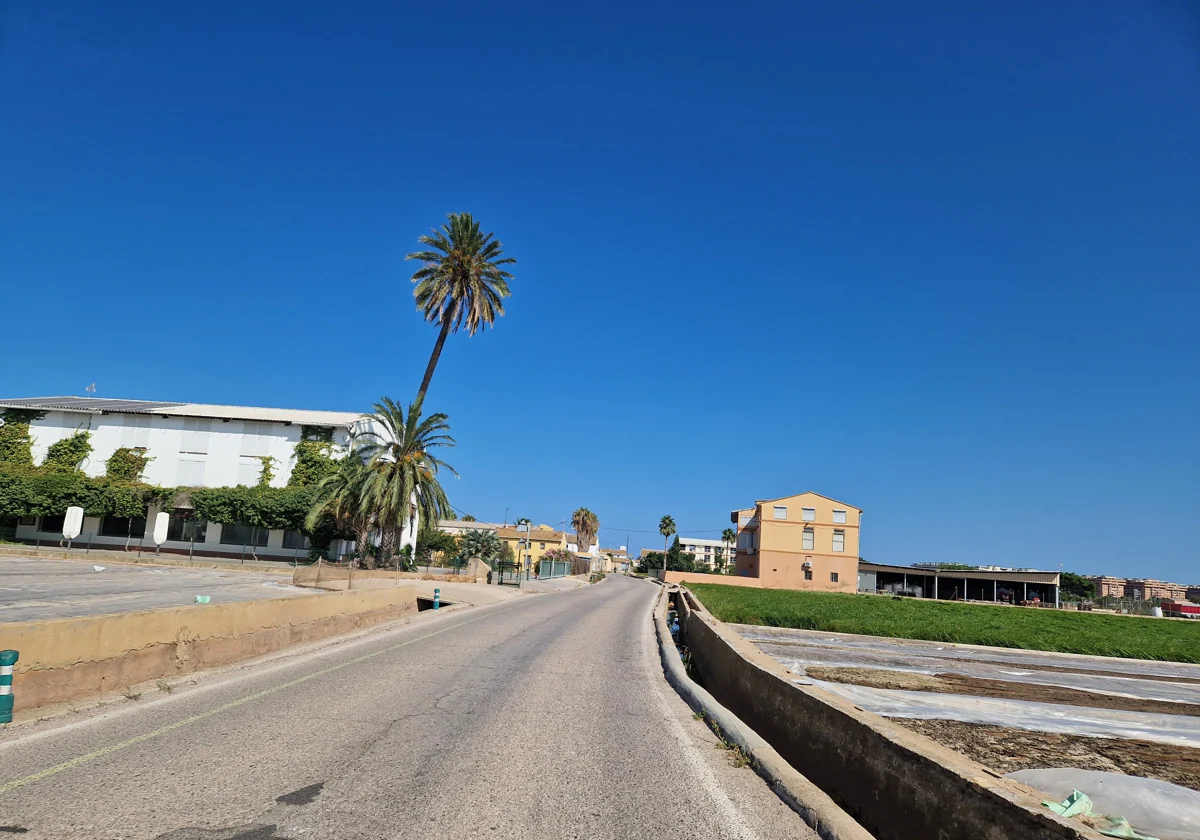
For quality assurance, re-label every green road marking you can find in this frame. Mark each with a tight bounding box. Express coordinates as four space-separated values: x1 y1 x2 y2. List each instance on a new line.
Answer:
0 604 519 795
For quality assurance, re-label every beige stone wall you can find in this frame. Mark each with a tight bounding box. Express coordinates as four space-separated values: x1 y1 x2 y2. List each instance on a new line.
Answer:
0 587 418 713
660 571 762 587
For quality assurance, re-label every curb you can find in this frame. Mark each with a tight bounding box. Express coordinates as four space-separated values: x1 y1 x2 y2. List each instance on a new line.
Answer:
653 587 874 840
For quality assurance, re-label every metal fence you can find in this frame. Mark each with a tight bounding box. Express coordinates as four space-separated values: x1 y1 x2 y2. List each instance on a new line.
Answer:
538 559 573 579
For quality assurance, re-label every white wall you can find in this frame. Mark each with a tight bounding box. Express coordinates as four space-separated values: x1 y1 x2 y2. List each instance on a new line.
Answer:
27 410 352 488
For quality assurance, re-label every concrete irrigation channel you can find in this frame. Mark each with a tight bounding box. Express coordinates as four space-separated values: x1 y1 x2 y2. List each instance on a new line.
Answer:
668 586 1108 840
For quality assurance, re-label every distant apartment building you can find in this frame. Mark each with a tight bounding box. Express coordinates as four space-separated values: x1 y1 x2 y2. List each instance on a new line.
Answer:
678 537 733 570
1126 579 1187 601
0 395 417 559
732 491 861 592
1090 575 1189 601
1092 576 1127 598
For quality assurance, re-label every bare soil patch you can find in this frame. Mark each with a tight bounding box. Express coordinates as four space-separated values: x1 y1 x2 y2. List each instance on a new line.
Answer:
895 719 1200 793
805 666 1200 717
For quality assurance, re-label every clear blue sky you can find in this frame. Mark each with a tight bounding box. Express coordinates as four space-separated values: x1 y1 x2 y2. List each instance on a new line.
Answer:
2 2 1197 579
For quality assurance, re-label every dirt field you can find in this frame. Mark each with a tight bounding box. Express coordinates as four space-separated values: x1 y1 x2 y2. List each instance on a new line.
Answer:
806 666 1200 717
895 719 1200 792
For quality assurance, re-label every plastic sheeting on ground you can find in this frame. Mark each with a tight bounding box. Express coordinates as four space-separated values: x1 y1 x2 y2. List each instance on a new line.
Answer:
806 679 1200 748
733 625 1200 682
752 642 1200 706
1007 769 1200 840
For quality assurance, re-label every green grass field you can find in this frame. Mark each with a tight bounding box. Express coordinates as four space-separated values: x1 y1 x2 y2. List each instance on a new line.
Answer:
687 584 1200 664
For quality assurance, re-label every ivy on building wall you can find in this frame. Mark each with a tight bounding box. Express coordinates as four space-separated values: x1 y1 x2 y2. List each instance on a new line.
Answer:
0 471 176 520
42 431 93 473
0 409 45 468
0 413 335 546
256 456 277 488
287 425 339 487
189 485 317 531
105 447 153 482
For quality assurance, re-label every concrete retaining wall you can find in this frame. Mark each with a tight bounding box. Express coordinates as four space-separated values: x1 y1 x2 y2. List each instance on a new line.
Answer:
675 590 1102 840
660 571 762 587
0 587 419 713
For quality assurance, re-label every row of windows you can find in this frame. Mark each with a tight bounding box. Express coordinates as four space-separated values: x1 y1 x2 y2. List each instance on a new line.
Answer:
26 513 308 549
772 505 848 524
800 528 846 552
802 570 840 582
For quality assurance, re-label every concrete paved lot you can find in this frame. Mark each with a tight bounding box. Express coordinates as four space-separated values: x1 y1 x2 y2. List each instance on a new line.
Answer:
0 556 313 623
0 576 817 840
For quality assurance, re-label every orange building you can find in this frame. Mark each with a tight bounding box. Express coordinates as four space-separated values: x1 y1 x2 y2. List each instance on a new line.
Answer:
1091 576 1126 598
731 491 861 592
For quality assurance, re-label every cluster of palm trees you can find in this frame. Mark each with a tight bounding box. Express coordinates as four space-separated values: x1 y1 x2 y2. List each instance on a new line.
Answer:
306 212 515 568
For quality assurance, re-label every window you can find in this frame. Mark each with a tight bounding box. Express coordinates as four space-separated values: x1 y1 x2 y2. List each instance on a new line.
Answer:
282 529 309 550
220 522 269 546
40 514 66 534
18 516 37 526
167 511 207 542
100 515 147 538
832 529 845 552
539 542 545 549
177 456 206 486
802 528 814 551
804 569 813 581
240 422 272 457
773 505 787 520
802 507 816 521
121 415 151 448
180 418 210 454
830 572 839 583
833 509 847 524
236 456 261 486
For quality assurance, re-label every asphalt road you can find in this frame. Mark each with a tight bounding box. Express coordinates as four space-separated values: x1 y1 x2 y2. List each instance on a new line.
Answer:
0 556 310 623
0 575 816 839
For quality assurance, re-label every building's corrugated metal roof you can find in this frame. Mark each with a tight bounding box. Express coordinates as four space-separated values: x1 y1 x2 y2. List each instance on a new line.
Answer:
155 403 362 425
859 561 1060 584
0 396 186 413
0 396 361 426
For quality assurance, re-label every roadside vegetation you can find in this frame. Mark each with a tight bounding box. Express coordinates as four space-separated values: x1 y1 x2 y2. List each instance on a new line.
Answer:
687 584 1200 663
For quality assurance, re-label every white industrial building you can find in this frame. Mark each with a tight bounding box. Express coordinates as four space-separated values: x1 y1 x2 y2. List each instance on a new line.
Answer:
0 396 417 560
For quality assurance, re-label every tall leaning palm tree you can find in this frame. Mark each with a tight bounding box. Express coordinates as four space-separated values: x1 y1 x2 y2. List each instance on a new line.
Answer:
658 514 676 575
357 396 457 565
572 507 599 555
407 213 516 404
722 527 737 575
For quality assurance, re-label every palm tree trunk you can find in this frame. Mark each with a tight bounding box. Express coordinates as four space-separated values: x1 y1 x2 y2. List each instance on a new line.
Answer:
416 317 453 405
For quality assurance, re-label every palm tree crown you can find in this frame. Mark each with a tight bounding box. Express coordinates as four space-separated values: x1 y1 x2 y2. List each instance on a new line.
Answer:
572 507 599 554
306 454 373 565
407 213 515 403
357 396 457 563
722 527 736 551
658 514 676 573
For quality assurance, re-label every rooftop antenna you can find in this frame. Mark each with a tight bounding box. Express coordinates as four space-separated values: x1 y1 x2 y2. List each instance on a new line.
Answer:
85 383 96 393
